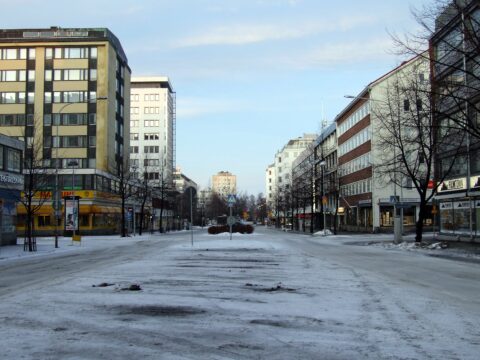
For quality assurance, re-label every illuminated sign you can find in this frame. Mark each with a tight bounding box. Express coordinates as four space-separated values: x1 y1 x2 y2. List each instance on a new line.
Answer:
438 177 467 192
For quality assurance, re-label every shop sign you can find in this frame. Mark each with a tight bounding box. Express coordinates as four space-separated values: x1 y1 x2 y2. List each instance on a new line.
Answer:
0 174 23 185
471 176 480 189
438 177 467 192
439 202 453 210
454 201 471 209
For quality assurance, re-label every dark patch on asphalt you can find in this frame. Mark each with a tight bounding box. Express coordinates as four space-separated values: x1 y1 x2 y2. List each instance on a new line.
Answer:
250 316 324 329
92 282 115 287
120 284 142 291
250 319 288 327
114 305 206 317
53 327 68 332
245 282 296 292
218 343 264 351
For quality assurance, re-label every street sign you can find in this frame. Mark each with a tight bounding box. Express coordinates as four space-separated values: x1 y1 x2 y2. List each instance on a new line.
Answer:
227 216 236 226
227 194 236 206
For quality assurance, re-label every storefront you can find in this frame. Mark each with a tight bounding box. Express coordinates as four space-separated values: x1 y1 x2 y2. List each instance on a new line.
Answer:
436 176 480 239
0 136 23 246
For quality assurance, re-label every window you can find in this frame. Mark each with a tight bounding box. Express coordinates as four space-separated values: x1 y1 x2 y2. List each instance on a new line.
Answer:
144 120 159 127
404 99 410 111
45 70 52 81
416 99 422 111
144 146 159 153
89 136 96 147
90 47 97 59
38 215 51 227
0 114 25 126
7 148 21 173
28 48 36 60
45 48 53 59
130 133 139 141
89 114 96 125
130 120 139 128
0 48 27 60
90 69 97 81
0 92 27 104
144 159 160 166
28 70 35 81
130 146 139 154
144 133 159 140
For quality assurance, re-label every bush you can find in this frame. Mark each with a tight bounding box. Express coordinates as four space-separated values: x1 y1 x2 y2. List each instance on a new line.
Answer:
208 224 255 235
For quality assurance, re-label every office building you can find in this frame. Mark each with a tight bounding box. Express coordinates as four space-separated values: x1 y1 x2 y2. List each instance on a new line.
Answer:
0 27 130 235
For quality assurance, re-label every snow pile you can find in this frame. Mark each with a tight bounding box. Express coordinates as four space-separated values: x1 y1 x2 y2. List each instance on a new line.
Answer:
313 229 334 236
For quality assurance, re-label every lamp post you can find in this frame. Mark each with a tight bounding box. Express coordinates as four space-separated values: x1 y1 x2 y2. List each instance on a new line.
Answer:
319 160 327 235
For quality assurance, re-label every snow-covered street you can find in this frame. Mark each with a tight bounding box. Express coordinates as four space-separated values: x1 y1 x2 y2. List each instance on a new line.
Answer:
0 228 479 359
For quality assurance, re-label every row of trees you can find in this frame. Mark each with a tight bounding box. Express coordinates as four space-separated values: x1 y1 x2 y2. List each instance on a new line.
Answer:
200 192 268 226
19 120 176 251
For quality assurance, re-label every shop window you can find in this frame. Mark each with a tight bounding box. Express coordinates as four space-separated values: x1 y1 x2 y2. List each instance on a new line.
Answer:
80 215 89 226
38 215 51 227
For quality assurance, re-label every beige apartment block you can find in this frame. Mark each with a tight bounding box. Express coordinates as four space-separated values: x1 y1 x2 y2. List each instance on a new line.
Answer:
212 171 237 198
0 27 131 235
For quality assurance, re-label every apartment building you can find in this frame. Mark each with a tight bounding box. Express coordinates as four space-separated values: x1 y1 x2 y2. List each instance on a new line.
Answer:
0 134 23 245
130 76 175 182
314 122 337 229
212 171 236 198
130 77 175 230
0 27 130 235
290 125 337 232
431 0 480 239
336 56 429 232
267 133 316 224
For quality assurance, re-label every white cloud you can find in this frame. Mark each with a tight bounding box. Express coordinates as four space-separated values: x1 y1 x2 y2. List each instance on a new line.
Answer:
173 15 376 48
177 97 244 119
280 36 396 69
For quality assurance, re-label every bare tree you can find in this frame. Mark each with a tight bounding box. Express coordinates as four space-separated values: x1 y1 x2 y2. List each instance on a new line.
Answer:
112 161 137 237
391 0 480 140
16 118 50 251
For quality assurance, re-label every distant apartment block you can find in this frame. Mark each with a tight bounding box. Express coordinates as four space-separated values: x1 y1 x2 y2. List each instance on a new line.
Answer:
212 171 236 198
266 134 316 209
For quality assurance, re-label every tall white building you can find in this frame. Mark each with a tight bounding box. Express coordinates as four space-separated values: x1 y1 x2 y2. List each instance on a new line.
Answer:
129 76 175 183
266 134 317 208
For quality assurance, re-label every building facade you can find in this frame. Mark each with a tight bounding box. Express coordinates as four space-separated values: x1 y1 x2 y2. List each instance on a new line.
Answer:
267 133 316 226
130 76 175 230
336 56 430 232
0 134 23 245
212 171 236 198
0 27 131 235
265 164 275 205
431 0 480 240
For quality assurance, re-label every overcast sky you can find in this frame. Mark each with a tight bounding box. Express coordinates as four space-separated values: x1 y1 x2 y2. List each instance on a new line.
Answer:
1 0 432 195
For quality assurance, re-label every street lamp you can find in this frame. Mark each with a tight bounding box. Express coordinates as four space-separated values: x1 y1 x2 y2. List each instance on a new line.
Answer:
319 160 327 236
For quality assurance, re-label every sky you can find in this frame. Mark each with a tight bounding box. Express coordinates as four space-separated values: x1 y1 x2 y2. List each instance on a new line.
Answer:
1 0 433 195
